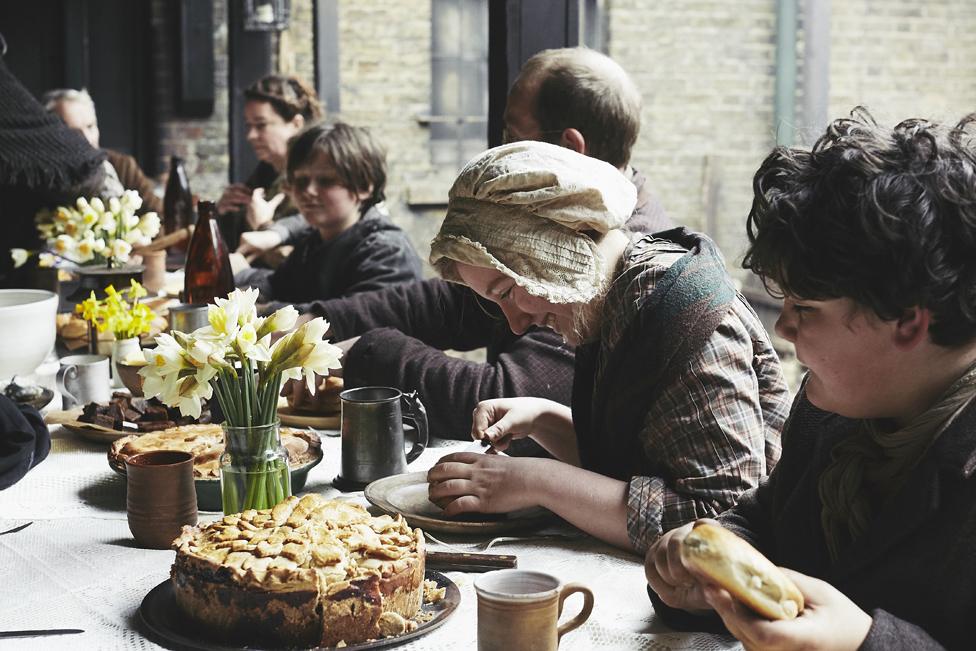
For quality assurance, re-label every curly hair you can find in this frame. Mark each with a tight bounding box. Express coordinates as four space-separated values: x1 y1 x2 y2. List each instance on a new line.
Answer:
286 122 387 210
243 74 323 123
743 107 976 347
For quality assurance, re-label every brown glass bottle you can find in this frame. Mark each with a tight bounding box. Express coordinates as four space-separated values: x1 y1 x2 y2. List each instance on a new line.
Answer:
163 156 195 235
184 201 234 305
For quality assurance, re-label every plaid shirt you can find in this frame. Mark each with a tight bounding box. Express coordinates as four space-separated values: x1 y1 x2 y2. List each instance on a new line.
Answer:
595 237 791 552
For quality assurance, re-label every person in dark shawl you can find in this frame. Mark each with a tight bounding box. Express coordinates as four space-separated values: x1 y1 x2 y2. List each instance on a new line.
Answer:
0 32 107 287
425 141 790 553
645 110 976 651
0 394 50 490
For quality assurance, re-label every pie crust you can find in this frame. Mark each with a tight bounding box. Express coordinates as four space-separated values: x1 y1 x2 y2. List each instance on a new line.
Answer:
108 424 321 479
171 494 425 647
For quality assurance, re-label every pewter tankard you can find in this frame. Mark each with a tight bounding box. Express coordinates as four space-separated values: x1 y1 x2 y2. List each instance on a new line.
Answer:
337 387 428 490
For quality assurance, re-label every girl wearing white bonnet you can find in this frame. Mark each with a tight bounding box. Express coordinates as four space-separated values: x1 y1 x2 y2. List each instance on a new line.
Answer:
427 141 791 552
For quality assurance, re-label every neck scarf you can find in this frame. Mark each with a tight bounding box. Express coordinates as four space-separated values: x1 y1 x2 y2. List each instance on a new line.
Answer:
819 360 976 560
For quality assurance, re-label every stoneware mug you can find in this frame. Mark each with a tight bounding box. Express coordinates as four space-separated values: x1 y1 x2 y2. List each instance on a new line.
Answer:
125 450 198 549
337 386 428 490
56 354 111 409
475 569 594 651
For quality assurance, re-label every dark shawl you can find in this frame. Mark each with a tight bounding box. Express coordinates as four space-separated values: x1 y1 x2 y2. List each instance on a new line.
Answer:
573 228 736 479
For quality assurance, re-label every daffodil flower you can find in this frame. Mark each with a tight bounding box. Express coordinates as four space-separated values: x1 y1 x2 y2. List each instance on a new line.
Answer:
10 249 28 268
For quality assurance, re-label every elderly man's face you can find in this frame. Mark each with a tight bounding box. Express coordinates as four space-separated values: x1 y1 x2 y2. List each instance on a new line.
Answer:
55 99 100 148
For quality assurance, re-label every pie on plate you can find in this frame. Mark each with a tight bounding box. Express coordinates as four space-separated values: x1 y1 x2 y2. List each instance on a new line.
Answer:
171 494 425 647
108 424 323 510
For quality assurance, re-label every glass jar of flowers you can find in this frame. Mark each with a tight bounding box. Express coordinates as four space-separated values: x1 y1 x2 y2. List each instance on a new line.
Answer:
139 288 342 513
77 280 155 388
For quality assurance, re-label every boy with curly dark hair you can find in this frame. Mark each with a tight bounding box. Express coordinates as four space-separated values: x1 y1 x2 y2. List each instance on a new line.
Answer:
645 108 976 650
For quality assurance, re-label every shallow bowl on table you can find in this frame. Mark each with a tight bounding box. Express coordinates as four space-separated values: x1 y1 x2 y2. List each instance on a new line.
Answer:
0 289 58 380
115 361 146 397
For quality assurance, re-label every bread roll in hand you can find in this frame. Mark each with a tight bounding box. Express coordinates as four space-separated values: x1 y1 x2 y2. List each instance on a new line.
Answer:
680 523 804 620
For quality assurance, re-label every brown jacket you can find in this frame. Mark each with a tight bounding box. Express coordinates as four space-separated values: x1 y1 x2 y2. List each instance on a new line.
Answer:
105 149 162 214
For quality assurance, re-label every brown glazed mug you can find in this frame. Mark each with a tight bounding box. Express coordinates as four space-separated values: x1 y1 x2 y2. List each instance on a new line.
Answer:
475 569 594 651
125 450 198 549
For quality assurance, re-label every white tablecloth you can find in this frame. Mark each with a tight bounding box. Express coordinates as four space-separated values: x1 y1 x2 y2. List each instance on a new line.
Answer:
0 427 741 651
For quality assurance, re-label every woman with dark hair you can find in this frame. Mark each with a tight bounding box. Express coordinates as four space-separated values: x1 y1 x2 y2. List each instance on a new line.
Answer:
234 122 422 307
646 109 976 650
217 74 324 256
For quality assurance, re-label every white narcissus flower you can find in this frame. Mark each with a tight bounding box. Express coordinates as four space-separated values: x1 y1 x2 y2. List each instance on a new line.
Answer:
257 304 298 339
139 212 161 237
90 197 105 213
203 303 240 341
221 287 261 327
75 197 90 212
98 212 117 233
92 238 106 253
142 333 189 375
10 249 28 268
108 197 121 214
75 237 96 263
80 209 99 226
53 234 76 255
120 190 143 212
126 213 141 229
37 253 55 268
110 238 132 262
172 375 214 419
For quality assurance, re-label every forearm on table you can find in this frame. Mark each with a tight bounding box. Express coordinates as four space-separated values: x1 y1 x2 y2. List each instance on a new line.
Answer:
527 459 633 552
526 402 579 463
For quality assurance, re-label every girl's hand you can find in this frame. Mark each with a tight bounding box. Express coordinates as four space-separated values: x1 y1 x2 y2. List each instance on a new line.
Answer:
703 569 872 651
470 397 558 451
427 453 538 515
245 189 286 230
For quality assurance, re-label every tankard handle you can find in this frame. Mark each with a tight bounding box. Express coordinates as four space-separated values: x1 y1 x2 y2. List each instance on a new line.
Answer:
401 391 428 463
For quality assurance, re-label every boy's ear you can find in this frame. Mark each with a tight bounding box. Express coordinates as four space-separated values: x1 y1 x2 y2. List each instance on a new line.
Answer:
559 128 586 156
893 307 931 349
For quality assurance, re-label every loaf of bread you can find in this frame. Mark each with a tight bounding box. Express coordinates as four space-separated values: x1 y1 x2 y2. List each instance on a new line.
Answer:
680 523 804 620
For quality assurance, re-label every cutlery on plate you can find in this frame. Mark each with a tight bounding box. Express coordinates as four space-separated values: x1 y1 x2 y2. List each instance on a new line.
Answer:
0 629 84 639
0 521 32 536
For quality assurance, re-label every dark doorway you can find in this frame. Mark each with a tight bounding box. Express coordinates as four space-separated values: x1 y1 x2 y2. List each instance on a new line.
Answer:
0 0 155 171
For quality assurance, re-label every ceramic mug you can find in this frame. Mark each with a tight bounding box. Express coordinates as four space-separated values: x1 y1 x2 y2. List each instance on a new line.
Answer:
338 386 428 489
125 450 198 549
56 354 111 409
475 569 594 651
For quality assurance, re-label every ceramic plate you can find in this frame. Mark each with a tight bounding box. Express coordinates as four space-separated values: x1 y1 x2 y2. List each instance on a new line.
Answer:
46 408 137 443
139 571 460 651
277 406 341 430
365 471 553 535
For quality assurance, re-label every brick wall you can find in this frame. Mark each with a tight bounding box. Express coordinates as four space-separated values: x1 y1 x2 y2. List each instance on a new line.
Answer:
827 0 976 126
148 0 976 284
609 0 779 274
150 0 230 203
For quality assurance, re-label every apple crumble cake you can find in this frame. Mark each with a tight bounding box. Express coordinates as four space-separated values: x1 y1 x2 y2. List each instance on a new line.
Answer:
171 494 425 647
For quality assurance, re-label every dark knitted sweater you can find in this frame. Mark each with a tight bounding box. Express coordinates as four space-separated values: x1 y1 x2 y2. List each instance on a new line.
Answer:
649 386 976 650
311 280 572 439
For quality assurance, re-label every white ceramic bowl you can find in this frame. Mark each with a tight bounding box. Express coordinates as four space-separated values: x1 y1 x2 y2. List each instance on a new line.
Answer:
0 289 59 379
